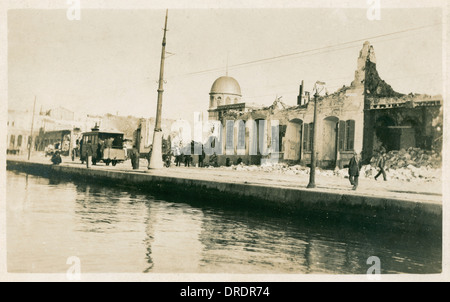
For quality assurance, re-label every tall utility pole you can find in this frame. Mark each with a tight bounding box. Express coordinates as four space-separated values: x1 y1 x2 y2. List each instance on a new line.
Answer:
148 9 168 169
307 81 326 189
28 96 36 160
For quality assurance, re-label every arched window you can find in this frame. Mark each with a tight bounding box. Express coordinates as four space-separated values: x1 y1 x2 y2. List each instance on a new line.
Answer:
216 96 222 106
303 123 314 151
256 119 268 156
10 135 15 148
226 97 231 105
237 120 246 150
17 135 23 147
225 120 234 152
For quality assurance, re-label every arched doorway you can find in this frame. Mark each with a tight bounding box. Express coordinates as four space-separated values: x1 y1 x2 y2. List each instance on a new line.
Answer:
375 115 398 151
284 118 303 161
322 116 339 168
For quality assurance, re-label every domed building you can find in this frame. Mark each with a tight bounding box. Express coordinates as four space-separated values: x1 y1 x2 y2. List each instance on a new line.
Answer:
200 42 442 169
208 76 246 120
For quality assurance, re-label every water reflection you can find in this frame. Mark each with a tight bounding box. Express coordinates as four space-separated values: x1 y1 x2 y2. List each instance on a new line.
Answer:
6 171 441 274
195 207 441 274
144 202 205 273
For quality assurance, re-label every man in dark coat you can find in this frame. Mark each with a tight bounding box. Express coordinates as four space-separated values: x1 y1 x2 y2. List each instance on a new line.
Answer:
198 147 205 168
51 151 62 165
184 154 192 167
348 151 362 190
129 145 140 170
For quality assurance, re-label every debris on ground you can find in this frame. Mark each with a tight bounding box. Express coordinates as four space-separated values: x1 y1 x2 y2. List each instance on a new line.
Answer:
218 147 441 183
382 147 441 169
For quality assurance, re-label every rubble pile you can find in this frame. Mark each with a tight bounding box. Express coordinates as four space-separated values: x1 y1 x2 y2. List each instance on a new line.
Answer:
366 147 442 182
330 148 442 182
228 162 311 175
382 147 441 169
220 147 442 182
362 164 439 182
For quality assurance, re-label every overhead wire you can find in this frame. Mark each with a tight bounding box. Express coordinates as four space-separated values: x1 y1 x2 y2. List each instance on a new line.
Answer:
168 22 442 79
12 22 442 105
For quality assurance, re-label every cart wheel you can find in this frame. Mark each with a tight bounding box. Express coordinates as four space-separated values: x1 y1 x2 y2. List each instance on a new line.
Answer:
112 160 117 166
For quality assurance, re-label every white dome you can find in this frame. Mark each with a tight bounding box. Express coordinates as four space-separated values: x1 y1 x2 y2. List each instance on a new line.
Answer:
210 76 242 96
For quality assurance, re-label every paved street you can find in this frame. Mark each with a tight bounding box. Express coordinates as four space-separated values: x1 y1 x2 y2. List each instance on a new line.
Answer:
7 153 443 205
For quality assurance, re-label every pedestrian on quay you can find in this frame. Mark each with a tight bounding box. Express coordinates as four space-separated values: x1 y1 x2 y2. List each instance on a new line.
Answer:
348 151 362 190
86 140 94 168
163 151 172 168
174 145 181 166
146 145 153 166
374 149 387 181
209 152 218 167
198 147 205 168
79 138 83 159
96 140 104 165
51 151 62 165
184 154 192 167
129 145 140 170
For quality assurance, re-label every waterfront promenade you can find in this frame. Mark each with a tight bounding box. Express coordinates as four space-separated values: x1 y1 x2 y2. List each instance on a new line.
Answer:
6 154 442 203
6 154 443 230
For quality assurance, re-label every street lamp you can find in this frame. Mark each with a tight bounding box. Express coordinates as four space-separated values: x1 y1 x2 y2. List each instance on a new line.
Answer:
307 81 326 189
148 9 168 170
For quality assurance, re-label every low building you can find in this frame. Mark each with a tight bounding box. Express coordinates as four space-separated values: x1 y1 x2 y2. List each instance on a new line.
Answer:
6 109 39 155
206 41 442 168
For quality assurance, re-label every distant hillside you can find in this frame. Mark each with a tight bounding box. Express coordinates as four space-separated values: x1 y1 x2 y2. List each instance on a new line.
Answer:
100 114 176 140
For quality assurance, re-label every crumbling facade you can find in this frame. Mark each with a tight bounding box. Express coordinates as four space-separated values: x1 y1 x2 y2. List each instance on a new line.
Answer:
206 41 442 168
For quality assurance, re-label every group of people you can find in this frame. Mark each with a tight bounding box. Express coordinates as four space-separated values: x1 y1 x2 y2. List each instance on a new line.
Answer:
348 148 387 190
51 136 388 191
173 145 207 168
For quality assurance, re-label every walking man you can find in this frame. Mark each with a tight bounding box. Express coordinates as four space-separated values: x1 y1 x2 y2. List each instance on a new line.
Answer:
374 150 387 181
348 151 362 190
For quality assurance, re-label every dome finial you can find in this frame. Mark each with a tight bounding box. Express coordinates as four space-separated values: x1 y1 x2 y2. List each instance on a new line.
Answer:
226 52 229 77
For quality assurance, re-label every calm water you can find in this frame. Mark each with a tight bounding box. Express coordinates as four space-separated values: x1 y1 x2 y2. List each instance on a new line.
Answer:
6 170 441 274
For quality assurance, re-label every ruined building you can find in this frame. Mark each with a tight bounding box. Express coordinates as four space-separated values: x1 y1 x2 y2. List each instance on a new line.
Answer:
206 41 442 168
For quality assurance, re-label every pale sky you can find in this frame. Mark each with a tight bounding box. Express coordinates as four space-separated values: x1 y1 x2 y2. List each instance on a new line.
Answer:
7 6 444 122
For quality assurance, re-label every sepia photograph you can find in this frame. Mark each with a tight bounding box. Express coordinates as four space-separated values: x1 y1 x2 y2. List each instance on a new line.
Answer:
1 0 448 284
